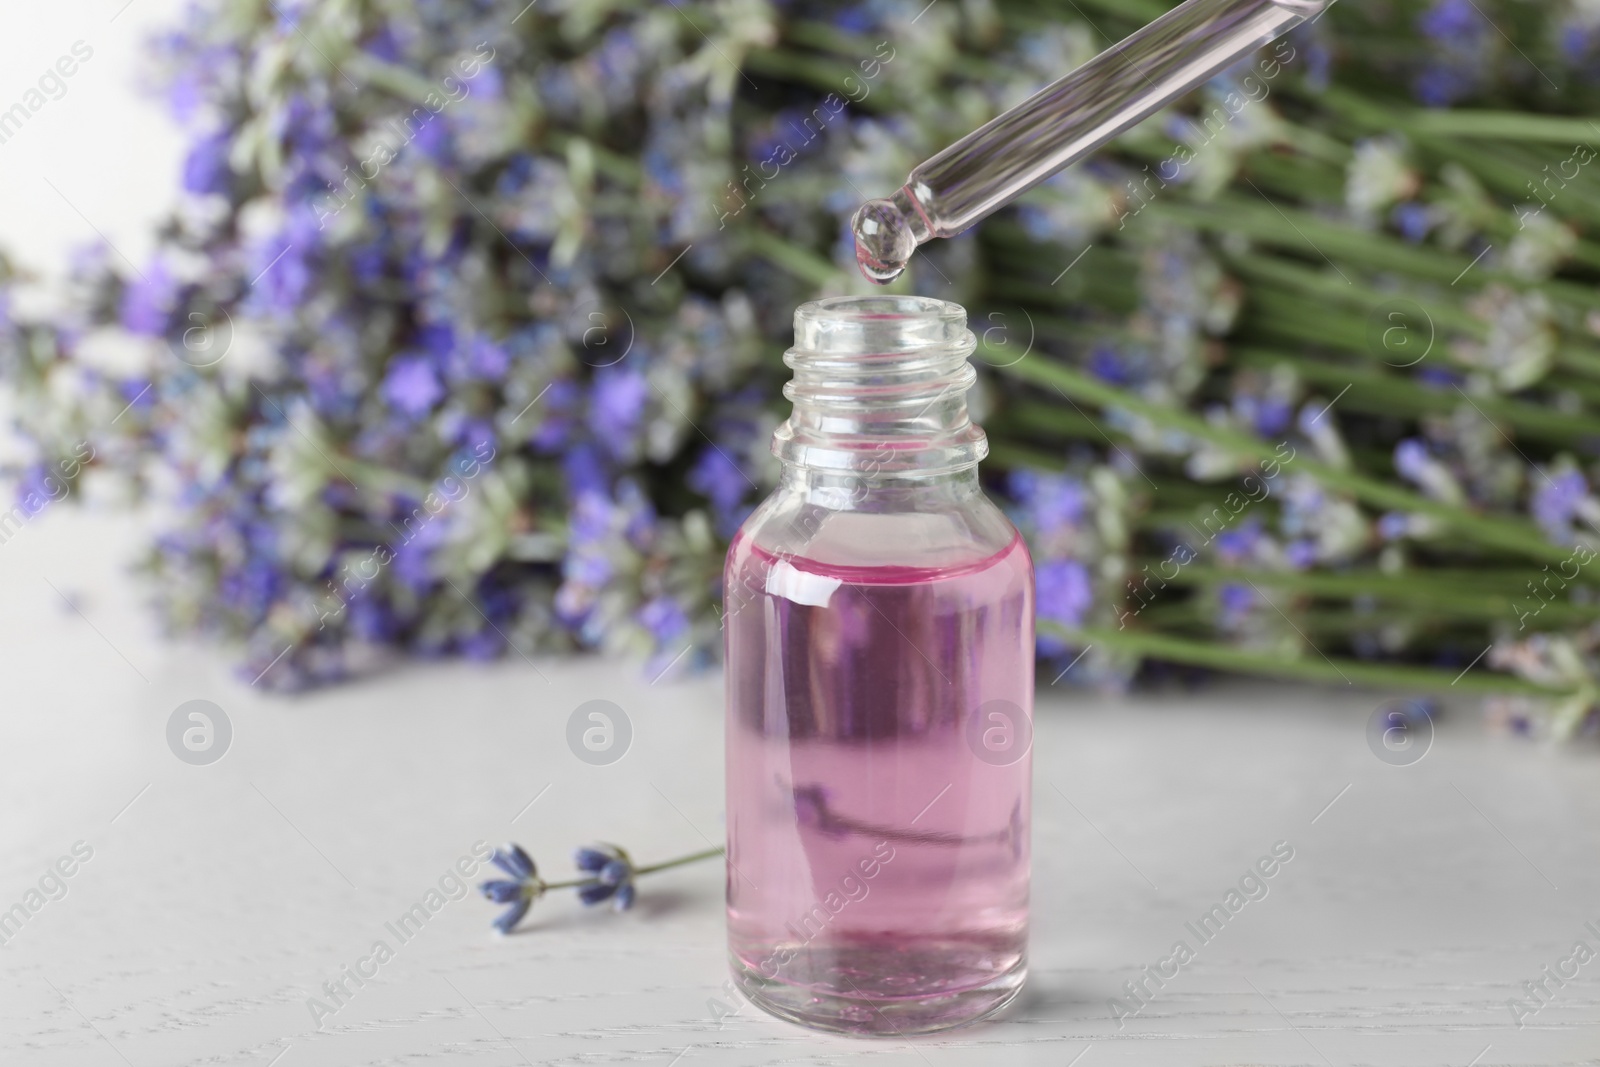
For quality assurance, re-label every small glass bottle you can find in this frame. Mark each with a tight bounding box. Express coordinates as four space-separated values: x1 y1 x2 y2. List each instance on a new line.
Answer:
723 295 1034 1035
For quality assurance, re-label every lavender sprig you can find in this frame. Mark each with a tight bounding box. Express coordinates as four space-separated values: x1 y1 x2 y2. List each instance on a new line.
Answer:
478 842 723 934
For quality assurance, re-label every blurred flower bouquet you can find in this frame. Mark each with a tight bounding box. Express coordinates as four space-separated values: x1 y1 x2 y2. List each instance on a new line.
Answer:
1 0 1598 736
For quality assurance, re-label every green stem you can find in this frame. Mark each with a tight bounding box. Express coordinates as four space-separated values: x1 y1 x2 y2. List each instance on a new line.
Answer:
1399 111 1600 144
783 22 1007 84
747 227 849 286
540 877 595 891
634 847 725 876
1228 258 1600 383
743 48 902 111
1053 623 1566 696
1224 250 1483 335
1043 0 1170 24
995 352 1587 570
1227 348 1600 447
1134 190 1600 321
1306 84 1600 234
1140 568 1598 626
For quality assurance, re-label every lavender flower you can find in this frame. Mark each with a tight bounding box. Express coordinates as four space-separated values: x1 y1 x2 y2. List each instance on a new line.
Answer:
119 260 177 336
573 845 636 911
181 129 233 196
481 844 542 934
1214 519 1263 564
381 355 446 417
1391 202 1435 243
478 841 721 932
1036 559 1093 632
1531 468 1596 545
1413 0 1493 106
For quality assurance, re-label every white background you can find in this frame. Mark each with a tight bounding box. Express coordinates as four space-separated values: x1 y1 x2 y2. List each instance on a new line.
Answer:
0 0 186 281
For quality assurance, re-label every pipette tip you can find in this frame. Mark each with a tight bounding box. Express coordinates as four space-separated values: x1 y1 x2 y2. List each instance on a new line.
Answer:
850 198 916 285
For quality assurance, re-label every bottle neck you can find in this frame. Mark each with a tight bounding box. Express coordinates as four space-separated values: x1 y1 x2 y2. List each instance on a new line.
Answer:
778 464 981 512
770 295 988 481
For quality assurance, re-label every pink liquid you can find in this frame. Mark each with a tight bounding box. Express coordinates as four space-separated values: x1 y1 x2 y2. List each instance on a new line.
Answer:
724 531 1034 1034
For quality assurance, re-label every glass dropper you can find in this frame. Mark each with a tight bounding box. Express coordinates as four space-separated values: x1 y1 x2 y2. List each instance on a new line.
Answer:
851 0 1333 283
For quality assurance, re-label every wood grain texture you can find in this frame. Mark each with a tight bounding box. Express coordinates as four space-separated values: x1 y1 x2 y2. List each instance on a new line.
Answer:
2 512 1597 1066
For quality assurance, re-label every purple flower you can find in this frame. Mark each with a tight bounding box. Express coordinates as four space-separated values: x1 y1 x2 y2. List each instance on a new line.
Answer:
830 6 874 34
1378 512 1411 541
459 628 504 661
382 355 445 416
1036 559 1093 629
446 416 496 455
459 334 509 382
15 463 63 512
1413 2 1489 106
1285 539 1317 570
411 115 452 162
529 379 582 452
348 595 399 642
1215 519 1262 563
1415 366 1463 390
1532 470 1589 542
364 25 404 62
1391 202 1433 243
182 130 233 196
562 443 610 499
119 260 177 336
687 445 750 513
415 323 455 361
166 70 205 126
491 843 535 880
219 555 282 619
1008 470 1088 532
636 596 689 644
480 879 524 903
1561 21 1600 69
1393 439 1433 484
1304 37 1332 92
1234 394 1292 438
1418 0 1483 46
615 478 658 547
1088 345 1130 385
1413 64 1479 107
472 66 505 103
590 367 649 444
119 378 156 410
248 237 313 316
572 847 612 871
479 843 540 934
1218 583 1255 625
566 490 614 547
774 103 841 160
390 537 435 594
572 844 635 911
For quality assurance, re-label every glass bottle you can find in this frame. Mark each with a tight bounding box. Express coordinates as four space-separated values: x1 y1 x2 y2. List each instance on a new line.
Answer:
723 295 1035 1035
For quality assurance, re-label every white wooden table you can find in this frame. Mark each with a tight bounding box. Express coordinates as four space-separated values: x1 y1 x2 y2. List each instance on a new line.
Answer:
2 510 1598 1066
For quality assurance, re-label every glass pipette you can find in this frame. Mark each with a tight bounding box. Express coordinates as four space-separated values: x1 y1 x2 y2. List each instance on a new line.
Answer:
851 0 1333 283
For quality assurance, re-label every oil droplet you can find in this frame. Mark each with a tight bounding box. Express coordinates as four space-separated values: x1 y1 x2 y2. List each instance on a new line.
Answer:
850 199 914 285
